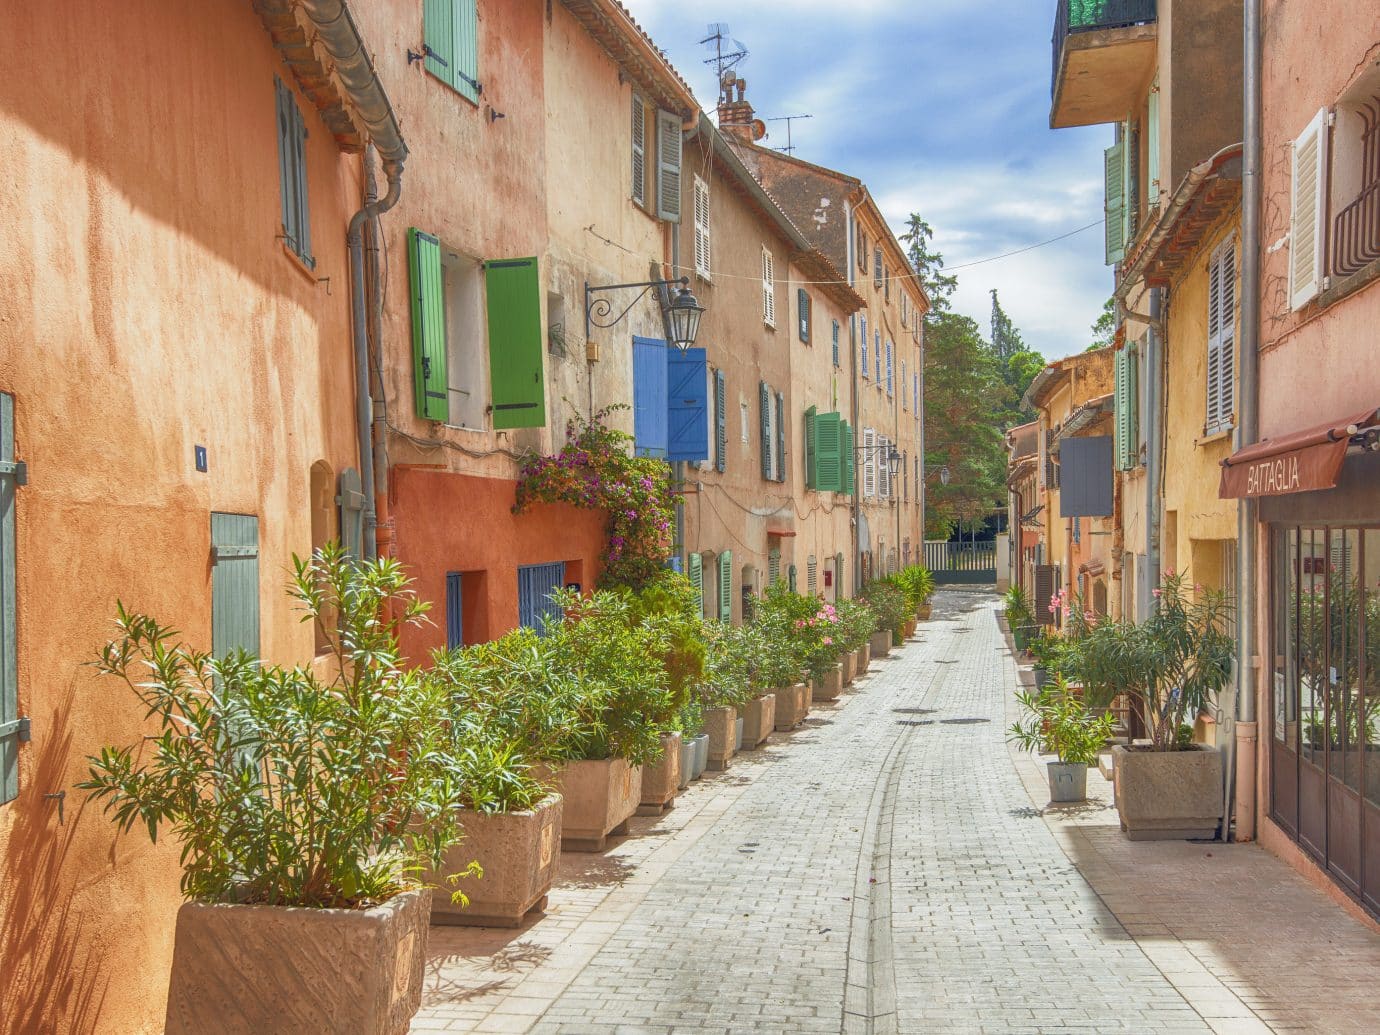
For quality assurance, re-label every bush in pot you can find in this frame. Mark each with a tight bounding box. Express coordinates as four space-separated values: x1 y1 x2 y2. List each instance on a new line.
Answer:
81 546 463 1035
1003 585 1037 651
750 587 812 728
698 619 764 761
860 579 907 654
894 565 936 619
1009 677 1115 803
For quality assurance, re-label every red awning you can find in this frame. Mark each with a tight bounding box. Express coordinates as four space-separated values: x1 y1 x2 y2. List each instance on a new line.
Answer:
1219 407 1379 499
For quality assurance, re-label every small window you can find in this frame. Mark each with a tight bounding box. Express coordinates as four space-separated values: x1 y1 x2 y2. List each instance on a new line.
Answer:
693 175 711 277
631 95 647 208
873 248 883 288
762 247 776 327
274 76 313 269
797 288 811 343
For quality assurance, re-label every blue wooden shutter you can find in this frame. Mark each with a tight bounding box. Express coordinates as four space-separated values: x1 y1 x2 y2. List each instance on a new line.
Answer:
667 347 709 461
688 552 703 615
337 467 365 561
804 406 818 489
633 337 669 457
714 368 727 472
446 572 464 649
407 228 449 422
0 394 19 804
486 257 546 429
518 562 565 634
831 320 840 367
211 513 260 661
759 381 772 479
774 391 786 482
718 550 732 622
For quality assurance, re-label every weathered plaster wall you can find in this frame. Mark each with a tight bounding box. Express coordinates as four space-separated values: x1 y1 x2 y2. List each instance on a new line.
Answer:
0 2 362 1031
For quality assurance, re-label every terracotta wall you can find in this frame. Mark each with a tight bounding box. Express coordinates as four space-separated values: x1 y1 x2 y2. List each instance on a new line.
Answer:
0 2 362 1031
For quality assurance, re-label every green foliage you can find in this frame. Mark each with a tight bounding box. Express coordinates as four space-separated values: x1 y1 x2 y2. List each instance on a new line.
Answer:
1009 676 1116 766
893 565 935 614
748 587 810 689
749 585 845 681
1089 296 1116 351
1003 585 1035 629
901 214 955 316
698 620 764 710
81 545 465 908
834 597 879 653
860 580 908 636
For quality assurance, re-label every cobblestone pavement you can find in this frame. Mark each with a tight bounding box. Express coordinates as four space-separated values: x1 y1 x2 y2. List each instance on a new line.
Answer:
412 590 1380 1034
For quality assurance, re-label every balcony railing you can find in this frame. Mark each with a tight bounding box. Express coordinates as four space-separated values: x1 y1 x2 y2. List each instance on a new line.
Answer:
1051 0 1158 98
1332 99 1380 277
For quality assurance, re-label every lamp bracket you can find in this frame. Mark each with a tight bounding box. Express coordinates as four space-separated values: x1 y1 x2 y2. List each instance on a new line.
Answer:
584 277 688 337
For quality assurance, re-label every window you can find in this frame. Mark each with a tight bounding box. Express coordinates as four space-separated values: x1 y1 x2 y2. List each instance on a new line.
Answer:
862 427 877 497
1147 78 1161 206
775 390 786 482
759 381 776 480
274 76 313 269
1331 70 1380 283
446 572 464 649
1113 343 1140 470
633 337 668 457
913 371 919 415
718 550 733 622
901 293 909 328
885 340 894 396
859 228 869 272
714 368 727 472
1104 129 1128 265
423 0 480 103
1 393 19 805
874 330 882 383
656 110 682 222
878 436 892 498
901 360 907 410
688 553 704 615
631 95 647 207
860 315 869 377
517 562 565 634
805 408 843 492
884 265 891 302
807 555 818 596
441 247 488 429
831 320 840 367
1290 107 1329 308
1205 237 1237 435
762 247 776 326
634 339 709 461
873 248 883 288
797 288 811 343
693 175 711 277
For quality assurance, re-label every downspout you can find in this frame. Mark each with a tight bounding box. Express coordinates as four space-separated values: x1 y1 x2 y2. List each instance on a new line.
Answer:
846 203 862 594
1231 0 1263 842
1144 287 1163 616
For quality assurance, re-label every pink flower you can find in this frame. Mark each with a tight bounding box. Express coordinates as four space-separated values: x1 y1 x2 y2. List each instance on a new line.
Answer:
822 637 833 645
1164 568 1175 578
1152 588 1162 598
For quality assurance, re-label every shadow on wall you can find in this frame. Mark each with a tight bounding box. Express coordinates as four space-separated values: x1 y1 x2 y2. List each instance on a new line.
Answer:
0 681 112 1035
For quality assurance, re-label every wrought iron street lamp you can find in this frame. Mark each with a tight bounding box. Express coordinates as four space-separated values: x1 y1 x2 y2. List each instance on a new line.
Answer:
584 276 705 352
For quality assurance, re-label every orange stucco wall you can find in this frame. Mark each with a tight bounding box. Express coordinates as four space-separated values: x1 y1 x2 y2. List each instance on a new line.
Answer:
0 2 363 1032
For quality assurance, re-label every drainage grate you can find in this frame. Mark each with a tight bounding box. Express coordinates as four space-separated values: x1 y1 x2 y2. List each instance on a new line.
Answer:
938 717 990 725
895 719 934 727
891 707 936 715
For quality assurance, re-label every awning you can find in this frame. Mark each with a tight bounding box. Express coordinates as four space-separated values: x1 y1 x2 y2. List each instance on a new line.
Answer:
1219 407 1380 499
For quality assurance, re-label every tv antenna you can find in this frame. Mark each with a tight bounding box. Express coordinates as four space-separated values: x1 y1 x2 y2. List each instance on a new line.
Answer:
699 22 748 99
766 114 813 155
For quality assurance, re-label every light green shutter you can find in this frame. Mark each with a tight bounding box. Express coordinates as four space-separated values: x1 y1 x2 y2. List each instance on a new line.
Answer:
424 0 456 85
759 381 772 479
211 513 260 662
407 228 449 422
768 547 781 586
815 411 842 492
718 550 732 622
0 394 19 804
1104 139 1126 265
1147 83 1161 206
840 421 855 495
688 552 703 615
453 0 479 102
804 406 818 489
485 257 546 429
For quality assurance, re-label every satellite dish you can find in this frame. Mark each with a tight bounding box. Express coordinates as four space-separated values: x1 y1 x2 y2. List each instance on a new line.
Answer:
751 119 767 141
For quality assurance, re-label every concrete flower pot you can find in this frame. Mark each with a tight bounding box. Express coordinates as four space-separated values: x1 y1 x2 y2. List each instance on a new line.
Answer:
840 651 857 686
903 619 917 639
554 757 643 852
1112 744 1224 841
427 795 561 927
704 705 737 770
773 684 807 731
869 630 892 658
164 888 430 1035
638 732 681 815
803 679 814 711
677 736 694 790
811 663 843 702
857 643 871 672
691 733 709 779
742 693 775 746
734 716 745 751
918 602 932 621
1046 762 1088 803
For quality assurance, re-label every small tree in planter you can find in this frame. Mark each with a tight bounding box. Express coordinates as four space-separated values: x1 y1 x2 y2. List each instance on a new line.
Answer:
860 579 907 653
1003 585 1037 651
1009 677 1115 802
1077 571 1235 839
894 565 936 620
82 546 463 1034
835 597 878 675
750 588 812 729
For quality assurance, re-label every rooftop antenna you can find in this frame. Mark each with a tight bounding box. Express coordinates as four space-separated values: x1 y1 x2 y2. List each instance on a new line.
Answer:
699 22 748 102
765 114 813 155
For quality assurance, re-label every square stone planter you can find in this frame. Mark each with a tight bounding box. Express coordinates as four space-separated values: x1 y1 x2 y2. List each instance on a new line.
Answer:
811 663 843 702
870 630 892 658
704 705 737 771
164 888 430 1035
840 650 857 686
554 757 643 852
426 795 561 927
691 733 709 779
917 602 932 621
903 619 917 639
734 716 745 751
638 732 681 815
677 735 694 790
856 643 871 673
741 693 775 746
773 683 809 730
1112 744 1224 841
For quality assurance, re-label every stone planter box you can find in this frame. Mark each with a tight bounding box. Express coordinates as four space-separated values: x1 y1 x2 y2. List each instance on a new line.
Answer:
741 693 775 746
840 650 857 686
773 683 809 730
704 705 737 771
903 619 917 639
1112 744 1224 841
917 601 932 621
734 716 745 751
164 888 430 1035
638 732 681 815
426 795 561 928
677 736 694 790
869 630 892 658
691 733 709 779
811 663 843 702
856 643 871 672
554 757 642 852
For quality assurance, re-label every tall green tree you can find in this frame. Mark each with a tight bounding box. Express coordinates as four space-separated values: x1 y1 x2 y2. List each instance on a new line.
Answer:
1088 296 1116 351
901 214 956 317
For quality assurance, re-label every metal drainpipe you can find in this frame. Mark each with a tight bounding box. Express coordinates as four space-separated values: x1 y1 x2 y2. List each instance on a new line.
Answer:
847 209 862 594
1230 0 1263 843
1144 287 1163 615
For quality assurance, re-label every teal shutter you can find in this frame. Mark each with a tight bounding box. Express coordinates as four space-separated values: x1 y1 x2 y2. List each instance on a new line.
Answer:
0 394 19 804
453 0 479 102
841 421 855 495
689 553 703 615
759 381 771 479
775 391 786 482
211 513 260 661
337 467 365 561
485 257 546 429
721 551 733 621
798 289 811 343
804 406 818 489
1104 139 1127 264
407 228 449 422
815 411 842 492
831 320 840 367
768 547 781 586
714 368 727 473
424 0 456 84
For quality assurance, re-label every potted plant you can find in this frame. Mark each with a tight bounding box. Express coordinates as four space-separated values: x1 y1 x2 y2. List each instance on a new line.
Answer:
834 597 876 678
751 586 811 730
861 579 907 658
1009 677 1115 802
1003 586 1036 652
1079 572 1234 840
82 547 461 1035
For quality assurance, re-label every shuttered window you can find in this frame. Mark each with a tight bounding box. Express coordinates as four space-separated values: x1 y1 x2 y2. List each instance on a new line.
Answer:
840 421 855 496
831 320 840 367
858 228 868 272
633 336 669 458
1114 344 1140 470
0 394 19 805
798 289 811 343
445 572 464 649
714 368 727 472
759 381 773 479
1289 107 1330 310
718 550 733 622
688 552 704 615
878 435 892 499
885 340 894 396
518 562 565 634
814 411 842 492
762 247 776 327
408 228 449 422
860 316 869 377
788 564 797 593
1034 564 1058 626
804 406 818 489
211 513 261 662
486 257 546 429
668 347 709 461
807 556 818 596
631 95 647 207
774 391 786 482
424 0 480 103
768 547 781 586
1104 137 1127 265
1147 80 1161 206
656 109 682 222
274 77 313 269
874 330 882 382
693 175 711 276
862 427 877 497
873 248 883 287
1206 238 1237 435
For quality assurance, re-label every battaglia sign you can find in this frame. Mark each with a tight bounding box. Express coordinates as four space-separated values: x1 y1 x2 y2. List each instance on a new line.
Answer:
1218 439 1347 499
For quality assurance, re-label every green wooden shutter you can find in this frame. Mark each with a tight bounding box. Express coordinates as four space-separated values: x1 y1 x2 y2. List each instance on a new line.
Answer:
211 513 260 661
407 228 449 422
689 552 703 615
759 381 771 479
1147 82 1161 206
775 390 786 482
1104 139 1126 265
840 421 855 495
720 551 734 621
768 547 781 585
788 564 797 593
815 411 842 492
714 368 727 472
804 406 818 489
453 0 480 102
486 257 546 429
0 394 19 804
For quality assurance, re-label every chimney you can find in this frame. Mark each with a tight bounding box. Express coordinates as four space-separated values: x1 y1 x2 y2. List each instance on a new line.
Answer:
717 75 755 143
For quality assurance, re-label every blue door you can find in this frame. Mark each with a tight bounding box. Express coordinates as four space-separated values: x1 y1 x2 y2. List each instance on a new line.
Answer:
518 562 566 634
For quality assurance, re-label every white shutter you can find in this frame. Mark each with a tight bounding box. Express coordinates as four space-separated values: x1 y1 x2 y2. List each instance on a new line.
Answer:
878 436 891 499
656 109 682 223
885 340 894 396
1289 107 1329 310
862 427 877 497
694 176 711 278
631 96 646 207
762 247 776 326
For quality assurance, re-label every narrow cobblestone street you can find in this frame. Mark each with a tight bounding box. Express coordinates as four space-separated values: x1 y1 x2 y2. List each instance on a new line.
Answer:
413 591 1380 1034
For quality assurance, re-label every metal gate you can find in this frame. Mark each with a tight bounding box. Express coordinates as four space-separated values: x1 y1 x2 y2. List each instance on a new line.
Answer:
518 562 566 634
924 540 997 585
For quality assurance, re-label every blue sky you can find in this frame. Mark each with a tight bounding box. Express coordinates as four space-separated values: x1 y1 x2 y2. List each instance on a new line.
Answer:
620 0 1113 359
